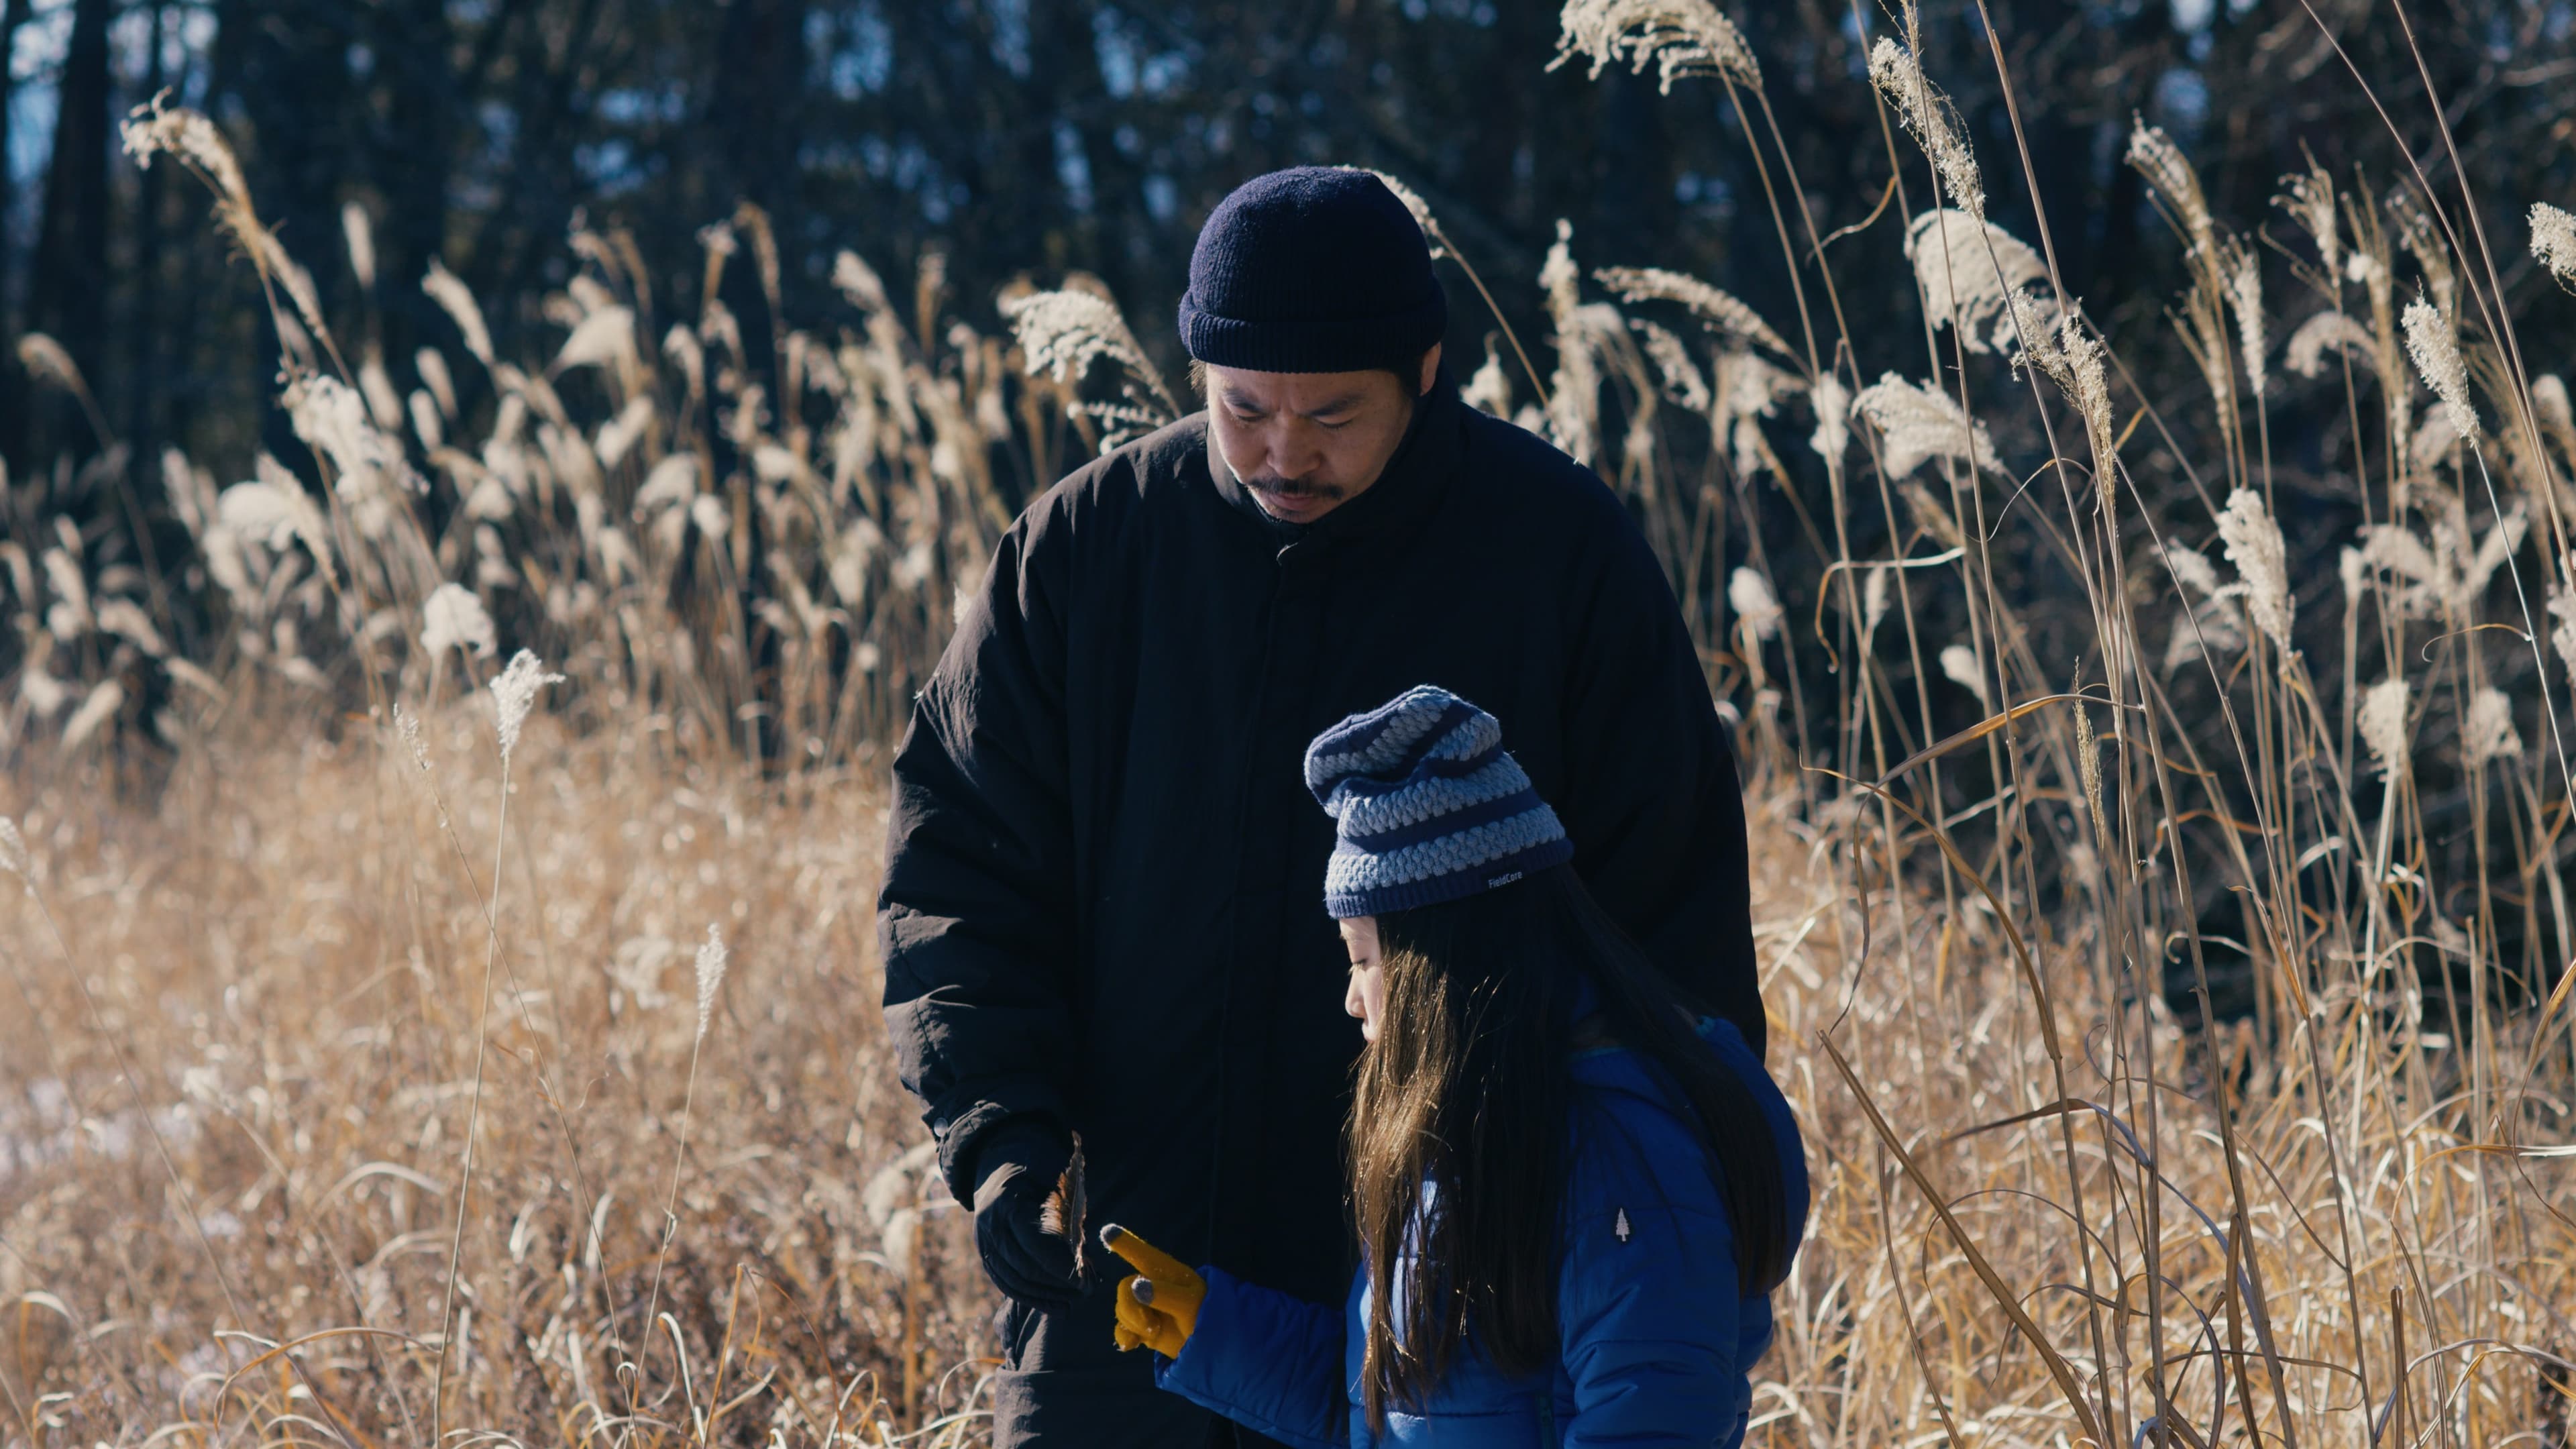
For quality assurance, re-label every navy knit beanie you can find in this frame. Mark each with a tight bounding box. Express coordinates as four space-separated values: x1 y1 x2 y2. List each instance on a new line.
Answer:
1178 167 1447 374
1305 686 1574 920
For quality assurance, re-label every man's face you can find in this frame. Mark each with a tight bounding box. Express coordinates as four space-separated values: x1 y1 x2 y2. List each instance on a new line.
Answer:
1203 344 1441 526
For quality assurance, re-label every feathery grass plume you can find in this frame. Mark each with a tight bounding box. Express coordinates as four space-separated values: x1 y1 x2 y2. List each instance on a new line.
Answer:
2533 203 2576 291
2534 374 2575 455
1462 338 1513 417
2126 120 2218 266
221 458 338 585
2463 686 2522 765
17 333 87 395
95 598 167 657
1809 373 1849 468
62 680 125 751
2274 161 2341 281
1854 373 2002 478
1861 564 1889 636
2222 237 2268 399
286 375 423 540
694 923 729 1042
1593 266 1794 360
41 547 92 637
393 703 431 773
2007 294 2116 496
2387 186 2456 315
2168 544 2221 599
1869 38 1983 220
1548 0 1759 91
2217 487 2294 649
490 649 566 763
2549 572 2576 676
119 94 250 213
423 259 496 368
1539 223 1604 464
1728 566 1782 640
2286 311 2379 381
999 285 1181 442
2400 292 2478 439
0 816 24 878
422 582 498 659
2073 705 2108 843
556 305 638 374
1939 643 1990 708
1629 319 1709 411
2361 676 2411 777
417 347 458 421
1904 210 2045 355
341 201 376 289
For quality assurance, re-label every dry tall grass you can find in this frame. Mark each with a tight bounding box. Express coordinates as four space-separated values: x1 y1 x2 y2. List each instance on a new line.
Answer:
8 1 2576 1445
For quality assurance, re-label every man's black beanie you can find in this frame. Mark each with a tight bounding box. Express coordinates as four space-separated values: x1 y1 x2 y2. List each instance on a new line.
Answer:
1177 167 1447 374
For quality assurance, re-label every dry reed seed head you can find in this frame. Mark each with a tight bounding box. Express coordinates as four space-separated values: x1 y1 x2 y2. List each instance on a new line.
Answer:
997 287 1179 417
2073 704 2108 843
2125 120 2216 266
416 347 459 421
1593 266 1795 360
1869 39 1984 220
2286 311 2379 382
1540 219 1582 323
421 582 498 660
2548 571 2576 676
1729 566 1782 641
2274 163 2342 280
1629 319 1709 412
2532 203 2576 291
423 258 496 368
2463 686 2523 766
2216 487 2294 650
2400 294 2479 439
694 923 729 1042
40 547 92 636
2534 374 2576 455
62 680 125 751
95 598 168 657
2167 543 2221 600
1859 564 1890 638
1462 338 1513 417
1548 0 1760 92
119 95 251 210
1903 210 2045 356
490 649 566 763
556 305 639 374
221 458 339 586
16 333 89 398
0 816 26 878
1939 643 1990 708
2222 238 2268 400
1809 372 1849 469
2339 544 2367 606
393 703 432 774
341 201 376 290
2360 676 2411 778
1853 372 2003 479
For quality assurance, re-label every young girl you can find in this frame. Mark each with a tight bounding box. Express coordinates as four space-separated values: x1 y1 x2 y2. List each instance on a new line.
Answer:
1102 684 1807 1448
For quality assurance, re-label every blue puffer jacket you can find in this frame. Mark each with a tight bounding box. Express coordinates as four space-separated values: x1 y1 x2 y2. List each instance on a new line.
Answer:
1152 1012 1808 1448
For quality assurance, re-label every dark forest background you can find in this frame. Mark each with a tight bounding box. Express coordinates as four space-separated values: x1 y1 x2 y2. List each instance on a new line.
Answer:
3 0 2573 557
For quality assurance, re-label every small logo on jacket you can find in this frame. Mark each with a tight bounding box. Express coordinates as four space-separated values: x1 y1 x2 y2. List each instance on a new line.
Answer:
1613 1208 1631 1244
1487 871 1523 889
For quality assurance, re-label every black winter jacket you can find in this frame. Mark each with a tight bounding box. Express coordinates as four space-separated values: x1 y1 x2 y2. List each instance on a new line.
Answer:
877 381 1762 1316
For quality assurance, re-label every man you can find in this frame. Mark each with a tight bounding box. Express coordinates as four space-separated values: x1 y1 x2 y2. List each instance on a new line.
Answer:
878 166 1764 1446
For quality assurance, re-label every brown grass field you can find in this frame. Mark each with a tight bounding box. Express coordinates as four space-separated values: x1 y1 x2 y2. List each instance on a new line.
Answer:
11 1 2576 1444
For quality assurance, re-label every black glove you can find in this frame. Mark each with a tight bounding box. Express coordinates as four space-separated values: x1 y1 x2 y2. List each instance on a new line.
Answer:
970 1119 1081 1305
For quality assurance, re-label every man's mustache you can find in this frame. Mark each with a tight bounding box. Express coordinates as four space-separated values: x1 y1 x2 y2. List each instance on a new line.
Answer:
1242 474 1345 502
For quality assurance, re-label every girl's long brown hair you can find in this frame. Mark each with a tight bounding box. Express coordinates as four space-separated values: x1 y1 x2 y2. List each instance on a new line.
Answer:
1346 864 1790 1428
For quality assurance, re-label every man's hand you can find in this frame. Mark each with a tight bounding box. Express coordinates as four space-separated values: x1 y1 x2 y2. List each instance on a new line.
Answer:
1102 1223 1204 1357
969 1120 1081 1305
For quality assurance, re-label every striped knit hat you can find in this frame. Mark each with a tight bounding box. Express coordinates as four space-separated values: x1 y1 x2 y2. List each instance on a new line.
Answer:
1303 686 1574 919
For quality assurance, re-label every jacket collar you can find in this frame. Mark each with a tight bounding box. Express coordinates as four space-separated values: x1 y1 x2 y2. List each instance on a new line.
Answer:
1204 374 1464 554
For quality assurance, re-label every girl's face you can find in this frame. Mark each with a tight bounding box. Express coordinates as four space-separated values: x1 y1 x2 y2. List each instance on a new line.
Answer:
1341 916 1385 1042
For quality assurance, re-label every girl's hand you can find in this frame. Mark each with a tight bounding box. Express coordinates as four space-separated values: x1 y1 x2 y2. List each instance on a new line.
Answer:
1100 1223 1203 1356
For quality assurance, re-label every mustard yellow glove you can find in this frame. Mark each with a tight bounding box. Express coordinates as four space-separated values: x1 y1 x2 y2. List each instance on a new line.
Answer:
1101 1223 1204 1358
